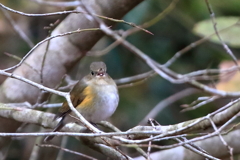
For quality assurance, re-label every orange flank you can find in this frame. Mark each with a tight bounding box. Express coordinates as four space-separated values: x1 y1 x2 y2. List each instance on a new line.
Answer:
78 86 94 108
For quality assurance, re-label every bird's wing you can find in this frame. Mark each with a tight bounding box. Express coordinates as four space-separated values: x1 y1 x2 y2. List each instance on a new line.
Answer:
56 78 88 118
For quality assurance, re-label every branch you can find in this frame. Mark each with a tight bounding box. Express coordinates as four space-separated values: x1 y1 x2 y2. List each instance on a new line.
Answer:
0 96 239 143
0 0 144 158
133 128 240 160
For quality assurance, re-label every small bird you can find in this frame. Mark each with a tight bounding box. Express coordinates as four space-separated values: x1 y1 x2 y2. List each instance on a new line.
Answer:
45 61 119 141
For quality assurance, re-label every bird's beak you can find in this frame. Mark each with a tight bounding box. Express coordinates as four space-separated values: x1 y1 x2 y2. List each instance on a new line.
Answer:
97 72 105 77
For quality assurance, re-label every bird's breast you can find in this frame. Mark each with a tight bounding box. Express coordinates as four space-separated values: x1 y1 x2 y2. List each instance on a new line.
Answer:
77 84 119 123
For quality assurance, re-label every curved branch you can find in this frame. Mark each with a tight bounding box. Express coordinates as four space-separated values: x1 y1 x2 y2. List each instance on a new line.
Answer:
0 0 144 158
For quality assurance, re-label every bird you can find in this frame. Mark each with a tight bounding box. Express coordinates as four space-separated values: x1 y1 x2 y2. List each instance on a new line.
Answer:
44 61 119 141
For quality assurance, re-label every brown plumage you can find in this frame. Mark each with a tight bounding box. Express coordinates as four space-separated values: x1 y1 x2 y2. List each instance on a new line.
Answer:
44 62 119 141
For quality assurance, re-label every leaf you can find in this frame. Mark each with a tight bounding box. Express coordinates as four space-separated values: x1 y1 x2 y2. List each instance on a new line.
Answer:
193 17 240 48
216 60 240 92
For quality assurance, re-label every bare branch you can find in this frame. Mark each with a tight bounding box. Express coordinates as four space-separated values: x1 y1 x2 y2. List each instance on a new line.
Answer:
0 8 34 48
37 144 97 160
140 88 198 125
31 0 81 7
3 27 101 72
205 0 238 69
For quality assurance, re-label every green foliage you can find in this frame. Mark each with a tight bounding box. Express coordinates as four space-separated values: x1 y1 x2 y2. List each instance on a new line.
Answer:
193 16 240 48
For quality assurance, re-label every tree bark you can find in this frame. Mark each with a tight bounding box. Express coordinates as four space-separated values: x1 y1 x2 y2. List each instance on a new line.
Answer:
0 0 143 158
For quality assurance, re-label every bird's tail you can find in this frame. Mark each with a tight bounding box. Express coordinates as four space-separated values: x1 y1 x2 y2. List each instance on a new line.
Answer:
44 117 65 142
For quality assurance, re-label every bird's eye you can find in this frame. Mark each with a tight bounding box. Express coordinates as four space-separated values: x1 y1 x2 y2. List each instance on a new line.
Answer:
91 71 94 75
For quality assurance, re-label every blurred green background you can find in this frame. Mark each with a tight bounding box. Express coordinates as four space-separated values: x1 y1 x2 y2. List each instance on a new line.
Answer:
0 0 240 159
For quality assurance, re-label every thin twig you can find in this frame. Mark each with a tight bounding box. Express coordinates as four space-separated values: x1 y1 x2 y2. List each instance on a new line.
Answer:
87 0 178 56
56 136 69 160
164 22 239 67
207 115 234 160
205 0 239 70
0 8 34 47
31 0 81 7
139 88 198 125
4 52 40 74
181 95 220 112
175 138 219 160
0 2 150 35
37 144 97 160
3 28 101 72
158 110 240 150
29 129 44 160
115 70 156 85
